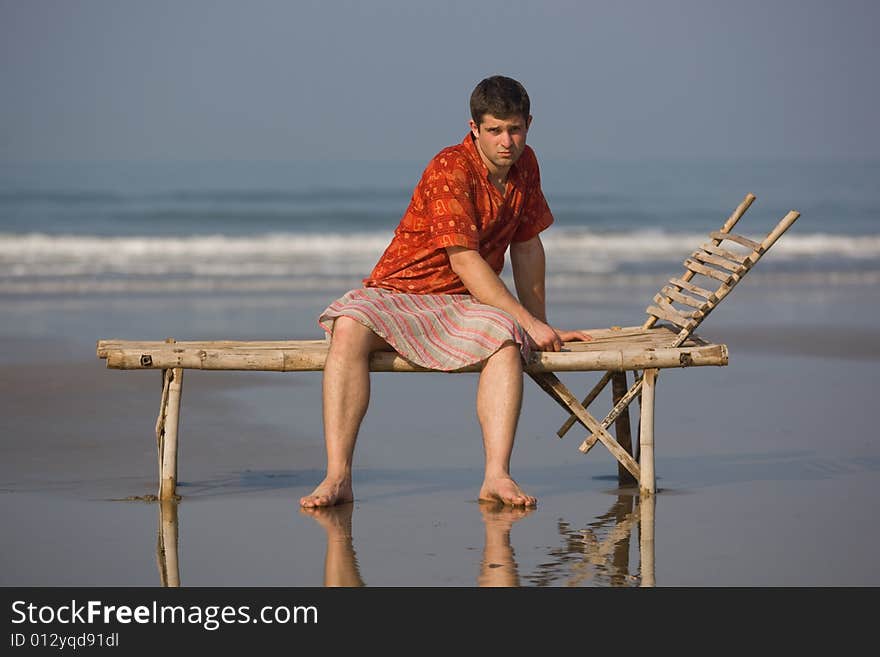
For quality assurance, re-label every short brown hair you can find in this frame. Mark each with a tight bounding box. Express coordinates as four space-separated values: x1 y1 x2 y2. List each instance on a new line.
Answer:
469 75 530 126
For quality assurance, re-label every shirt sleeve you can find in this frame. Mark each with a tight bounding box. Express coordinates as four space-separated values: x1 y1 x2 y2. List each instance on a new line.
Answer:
421 152 481 251
512 149 554 243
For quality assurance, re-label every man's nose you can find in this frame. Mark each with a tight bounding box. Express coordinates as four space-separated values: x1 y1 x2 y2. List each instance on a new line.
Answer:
500 132 513 147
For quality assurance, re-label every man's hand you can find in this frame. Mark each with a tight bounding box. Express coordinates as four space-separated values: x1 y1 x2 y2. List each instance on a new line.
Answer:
522 317 564 351
556 329 592 343
523 321 592 352
445 245 592 351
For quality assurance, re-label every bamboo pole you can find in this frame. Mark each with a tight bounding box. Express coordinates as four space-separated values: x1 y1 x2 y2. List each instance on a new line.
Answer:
156 500 180 587
103 342 727 372
757 210 801 254
639 494 656 587
611 372 637 486
155 369 171 473
639 368 657 496
158 367 183 500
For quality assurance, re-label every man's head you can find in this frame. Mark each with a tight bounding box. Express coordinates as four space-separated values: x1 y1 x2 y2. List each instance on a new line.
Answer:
469 75 530 126
469 76 532 175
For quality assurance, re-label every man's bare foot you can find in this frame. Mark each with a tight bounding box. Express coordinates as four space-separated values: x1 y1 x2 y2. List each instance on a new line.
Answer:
300 477 353 508
479 475 537 507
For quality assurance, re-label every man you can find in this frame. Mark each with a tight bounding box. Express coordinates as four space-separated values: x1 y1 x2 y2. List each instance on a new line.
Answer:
301 75 590 509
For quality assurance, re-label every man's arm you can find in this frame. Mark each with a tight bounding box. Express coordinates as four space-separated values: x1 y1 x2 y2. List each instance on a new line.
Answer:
509 236 592 345
509 235 549 322
447 243 585 351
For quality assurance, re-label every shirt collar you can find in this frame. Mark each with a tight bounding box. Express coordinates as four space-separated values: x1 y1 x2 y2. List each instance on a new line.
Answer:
462 133 522 186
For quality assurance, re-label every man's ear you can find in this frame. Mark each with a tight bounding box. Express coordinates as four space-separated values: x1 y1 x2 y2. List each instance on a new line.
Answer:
469 119 480 138
527 115 533 130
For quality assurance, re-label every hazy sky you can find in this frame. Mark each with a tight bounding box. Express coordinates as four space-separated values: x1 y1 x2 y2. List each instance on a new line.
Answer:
1 0 877 162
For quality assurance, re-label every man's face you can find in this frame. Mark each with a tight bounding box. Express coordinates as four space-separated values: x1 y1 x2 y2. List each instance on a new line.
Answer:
469 113 532 173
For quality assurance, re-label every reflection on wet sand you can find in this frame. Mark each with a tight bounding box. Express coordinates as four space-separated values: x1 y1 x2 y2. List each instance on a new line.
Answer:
300 504 365 587
156 500 179 587
526 494 655 587
154 493 655 587
477 501 534 586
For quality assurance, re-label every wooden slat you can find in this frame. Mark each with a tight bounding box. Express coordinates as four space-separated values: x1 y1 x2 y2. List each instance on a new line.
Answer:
700 242 749 264
658 286 706 309
709 231 761 251
657 297 702 320
645 301 697 330
560 328 681 349
668 277 717 301
683 258 736 283
691 250 746 273
579 434 600 455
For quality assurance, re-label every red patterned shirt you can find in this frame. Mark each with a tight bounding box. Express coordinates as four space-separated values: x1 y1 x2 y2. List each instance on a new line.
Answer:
363 133 554 295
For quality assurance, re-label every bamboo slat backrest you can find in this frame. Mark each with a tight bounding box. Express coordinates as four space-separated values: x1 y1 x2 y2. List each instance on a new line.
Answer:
557 193 800 450
645 194 800 347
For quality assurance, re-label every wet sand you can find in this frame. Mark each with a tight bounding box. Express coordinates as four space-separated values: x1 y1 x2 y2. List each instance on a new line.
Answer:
2 282 879 586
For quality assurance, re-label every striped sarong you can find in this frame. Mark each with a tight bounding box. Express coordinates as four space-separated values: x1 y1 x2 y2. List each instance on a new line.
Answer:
318 288 532 371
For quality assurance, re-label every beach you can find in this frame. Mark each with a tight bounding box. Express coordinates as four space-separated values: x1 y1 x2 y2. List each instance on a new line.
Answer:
2 157 878 586
2 271 879 587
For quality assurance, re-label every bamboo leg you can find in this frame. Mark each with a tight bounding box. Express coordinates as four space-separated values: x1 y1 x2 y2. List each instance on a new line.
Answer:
576 373 656 454
557 371 613 438
156 500 180 587
634 373 641 464
638 494 656 587
611 372 636 487
158 368 183 500
155 369 171 472
639 368 657 496
529 372 641 480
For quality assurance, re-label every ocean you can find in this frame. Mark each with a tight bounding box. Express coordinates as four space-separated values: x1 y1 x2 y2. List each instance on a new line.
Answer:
1 158 878 301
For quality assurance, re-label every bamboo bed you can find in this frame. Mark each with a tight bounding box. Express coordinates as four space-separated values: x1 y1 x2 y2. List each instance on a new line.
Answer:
96 193 799 503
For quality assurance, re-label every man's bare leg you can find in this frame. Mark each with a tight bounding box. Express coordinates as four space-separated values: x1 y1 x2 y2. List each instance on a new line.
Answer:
300 316 389 508
477 343 537 507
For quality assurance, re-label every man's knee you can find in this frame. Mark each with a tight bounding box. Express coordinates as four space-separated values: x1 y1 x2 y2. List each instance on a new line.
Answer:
329 316 383 356
487 342 523 369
